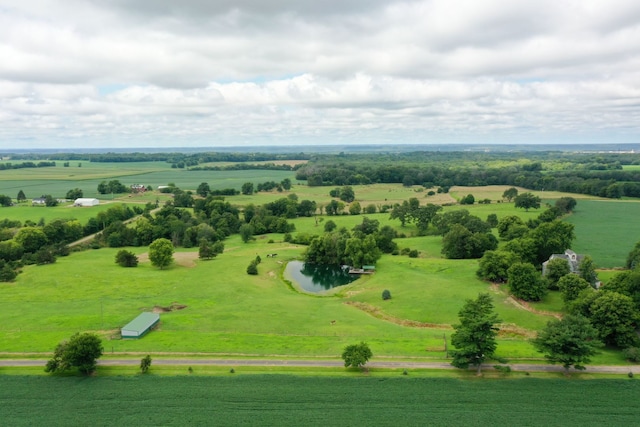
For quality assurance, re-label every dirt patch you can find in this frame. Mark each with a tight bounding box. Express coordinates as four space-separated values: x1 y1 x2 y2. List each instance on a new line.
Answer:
346 301 534 338
138 251 198 268
345 301 453 329
152 302 188 313
491 283 562 320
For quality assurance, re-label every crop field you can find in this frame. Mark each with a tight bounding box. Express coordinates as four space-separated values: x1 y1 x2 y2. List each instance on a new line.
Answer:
565 200 640 268
2 376 639 426
0 161 296 199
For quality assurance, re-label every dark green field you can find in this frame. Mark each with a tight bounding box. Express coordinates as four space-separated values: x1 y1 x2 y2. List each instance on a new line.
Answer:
565 200 640 268
2 375 639 426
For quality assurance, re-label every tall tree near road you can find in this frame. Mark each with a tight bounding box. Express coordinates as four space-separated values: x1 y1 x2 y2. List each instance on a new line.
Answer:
532 314 602 374
450 293 501 375
45 332 103 375
341 342 372 369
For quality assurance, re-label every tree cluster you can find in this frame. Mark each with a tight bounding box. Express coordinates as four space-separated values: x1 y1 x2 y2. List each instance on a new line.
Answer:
304 217 396 268
97 179 129 195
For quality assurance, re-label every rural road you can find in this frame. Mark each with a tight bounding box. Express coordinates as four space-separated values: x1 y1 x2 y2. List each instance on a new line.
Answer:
0 358 636 374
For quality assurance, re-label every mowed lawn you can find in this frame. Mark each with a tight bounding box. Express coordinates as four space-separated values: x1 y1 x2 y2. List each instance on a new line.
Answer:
565 200 640 268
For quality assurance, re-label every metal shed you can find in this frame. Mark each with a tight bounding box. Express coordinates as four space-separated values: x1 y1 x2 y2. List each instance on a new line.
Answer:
74 198 99 207
121 312 160 338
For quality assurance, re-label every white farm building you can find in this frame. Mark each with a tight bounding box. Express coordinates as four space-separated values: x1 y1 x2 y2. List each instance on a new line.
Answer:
74 198 99 207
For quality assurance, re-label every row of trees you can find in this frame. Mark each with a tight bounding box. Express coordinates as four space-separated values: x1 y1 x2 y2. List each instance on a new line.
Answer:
295 153 640 199
451 293 602 375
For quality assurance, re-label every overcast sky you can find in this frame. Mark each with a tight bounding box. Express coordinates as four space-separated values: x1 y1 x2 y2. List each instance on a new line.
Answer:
1 0 640 149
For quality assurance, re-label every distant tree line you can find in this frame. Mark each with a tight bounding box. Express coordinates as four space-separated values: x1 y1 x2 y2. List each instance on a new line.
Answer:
294 152 640 199
0 161 56 170
9 151 309 165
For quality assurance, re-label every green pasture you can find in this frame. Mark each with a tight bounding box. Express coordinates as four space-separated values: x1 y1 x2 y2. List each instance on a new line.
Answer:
0 202 144 225
0 227 628 365
565 200 640 268
2 376 640 426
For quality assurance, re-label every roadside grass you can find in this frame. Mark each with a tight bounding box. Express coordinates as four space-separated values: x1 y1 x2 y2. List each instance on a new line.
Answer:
565 200 640 268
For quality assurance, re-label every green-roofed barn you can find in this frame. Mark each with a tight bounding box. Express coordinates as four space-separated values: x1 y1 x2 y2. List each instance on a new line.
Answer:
121 312 160 338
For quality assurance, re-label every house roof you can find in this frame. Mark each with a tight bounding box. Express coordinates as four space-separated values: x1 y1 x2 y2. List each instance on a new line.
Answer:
121 312 159 334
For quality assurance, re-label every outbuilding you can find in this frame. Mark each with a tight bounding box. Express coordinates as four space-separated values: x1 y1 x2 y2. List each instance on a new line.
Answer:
74 198 99 207
121 312 160 339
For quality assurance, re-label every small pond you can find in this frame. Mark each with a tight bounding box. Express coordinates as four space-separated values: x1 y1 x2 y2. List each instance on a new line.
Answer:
284 261 359 293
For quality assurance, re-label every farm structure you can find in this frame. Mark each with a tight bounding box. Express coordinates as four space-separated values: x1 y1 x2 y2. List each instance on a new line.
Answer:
349 265 376 275
121 312 160 339
542 249 583 275
32 196 46 205
73 198 99 207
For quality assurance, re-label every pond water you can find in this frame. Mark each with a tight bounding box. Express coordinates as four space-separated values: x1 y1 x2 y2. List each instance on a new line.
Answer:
284 261 359 293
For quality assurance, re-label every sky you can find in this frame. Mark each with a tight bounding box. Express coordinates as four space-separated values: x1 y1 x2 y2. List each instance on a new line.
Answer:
1 0 640 149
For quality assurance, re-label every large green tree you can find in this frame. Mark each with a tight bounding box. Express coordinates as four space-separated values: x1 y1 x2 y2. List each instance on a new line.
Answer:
508 262 547 301
544 258 571 290
15 227 48 254
45 332 103 375
532 314 602 374
450 293 501 374
341 342 372 369
476 250 520 283
502 187 518 202
558 274 590 304
148 238 174 270
514 192 541 211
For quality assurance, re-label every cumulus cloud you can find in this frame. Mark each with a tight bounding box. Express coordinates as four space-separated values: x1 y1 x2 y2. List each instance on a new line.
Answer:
0 0 639 148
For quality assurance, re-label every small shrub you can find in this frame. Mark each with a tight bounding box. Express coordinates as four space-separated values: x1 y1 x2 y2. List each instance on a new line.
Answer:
255 255 261 264
188 366 193 374
408 249 419 258
382 290 392 300
400 247 411 255
247 261 258 275
402 369 408 375
493 365 511 374
268 239 274 243
391 249 399 256
624 347 640 363
629 371 634 378
140 355 152 373
283 233 292 242
230 368 235 374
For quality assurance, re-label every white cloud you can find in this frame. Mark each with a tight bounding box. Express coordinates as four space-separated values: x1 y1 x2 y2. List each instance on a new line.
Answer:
0 0 639 148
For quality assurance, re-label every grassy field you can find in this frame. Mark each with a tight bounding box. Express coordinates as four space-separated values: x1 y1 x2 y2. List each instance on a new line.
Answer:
565 200 640 268
0 218 629 365
0 166 637 364
2 375 639 426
